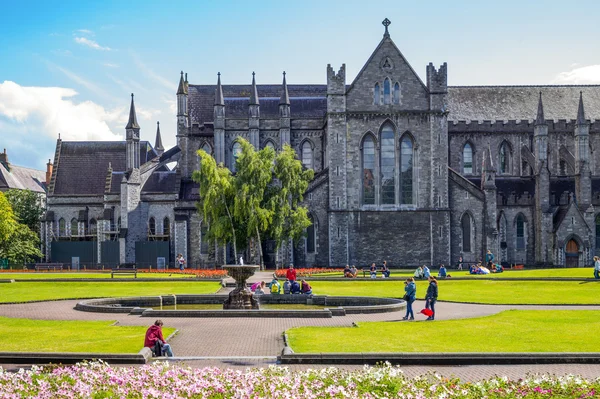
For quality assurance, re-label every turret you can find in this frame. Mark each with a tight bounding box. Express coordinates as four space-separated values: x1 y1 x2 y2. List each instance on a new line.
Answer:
125 93 140 171
176 71 188 128
426 62 448 112
534 92 548 163
154 121 164 156
574 92 591 209
248 72 260 149
279 71 290 148
214 72 225 164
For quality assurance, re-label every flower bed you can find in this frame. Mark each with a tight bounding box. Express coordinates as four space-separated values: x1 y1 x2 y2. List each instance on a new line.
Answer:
275 268 343 278
2 361 599 398
138 269 227 279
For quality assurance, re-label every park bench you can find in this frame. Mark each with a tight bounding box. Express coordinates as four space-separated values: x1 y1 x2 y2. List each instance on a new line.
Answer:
111 263 137 278
34 263 63 272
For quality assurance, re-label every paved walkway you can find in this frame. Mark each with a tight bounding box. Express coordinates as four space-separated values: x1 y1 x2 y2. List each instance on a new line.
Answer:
2 285 600 380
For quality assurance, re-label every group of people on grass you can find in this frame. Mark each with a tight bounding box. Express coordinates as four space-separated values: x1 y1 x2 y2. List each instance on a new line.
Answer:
252 264 313 295
402 276 438 321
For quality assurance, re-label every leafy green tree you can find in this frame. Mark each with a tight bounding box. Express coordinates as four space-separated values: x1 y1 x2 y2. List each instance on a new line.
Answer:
4 189 44 233
0 192 42 262
193 138 313 268
192 150 239 259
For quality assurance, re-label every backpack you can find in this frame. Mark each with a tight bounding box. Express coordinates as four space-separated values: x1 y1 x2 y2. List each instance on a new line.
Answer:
153 340 163 357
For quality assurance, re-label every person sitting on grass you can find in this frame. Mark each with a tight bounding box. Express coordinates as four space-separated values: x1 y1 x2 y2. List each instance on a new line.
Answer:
381 261 391 278
301 279 313 295
344 265 352 278
350 265 358 278
290 279 301 294
283 278 291 294
144 320 174 357
494 263 504 273
438 264 447 278
414 266 424 279
422 265 431 278
270 275 281 294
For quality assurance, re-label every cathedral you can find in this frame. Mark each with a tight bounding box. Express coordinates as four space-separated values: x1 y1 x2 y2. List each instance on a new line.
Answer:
43 20 600 269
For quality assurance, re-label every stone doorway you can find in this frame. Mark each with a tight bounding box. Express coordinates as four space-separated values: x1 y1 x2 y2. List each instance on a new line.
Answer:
565 239 579 268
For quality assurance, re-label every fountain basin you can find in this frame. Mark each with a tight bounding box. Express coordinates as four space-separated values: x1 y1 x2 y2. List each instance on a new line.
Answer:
74 294 405 318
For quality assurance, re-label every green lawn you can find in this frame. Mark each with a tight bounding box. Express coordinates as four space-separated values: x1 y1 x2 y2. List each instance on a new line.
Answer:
287 310 600 353
0 316 175 353
0 272 195 279
310 279 600 304
316 268 596 279
0 281 221 303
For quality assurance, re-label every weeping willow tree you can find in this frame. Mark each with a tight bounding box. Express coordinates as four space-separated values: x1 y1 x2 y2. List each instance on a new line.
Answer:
193 138 313 268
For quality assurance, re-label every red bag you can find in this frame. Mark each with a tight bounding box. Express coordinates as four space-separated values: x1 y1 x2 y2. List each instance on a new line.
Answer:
420 308 433 317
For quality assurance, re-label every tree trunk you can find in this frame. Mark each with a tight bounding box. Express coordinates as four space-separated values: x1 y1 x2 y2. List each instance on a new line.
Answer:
256 225 264 270
224 202 237 263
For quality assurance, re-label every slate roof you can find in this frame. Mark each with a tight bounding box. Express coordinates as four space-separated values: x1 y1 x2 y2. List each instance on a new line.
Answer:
189 84 600 125
53 141 157 195
447 85 600 122
141 171 178 194
187 84 327 124
0 162 46 193
180 180 200 201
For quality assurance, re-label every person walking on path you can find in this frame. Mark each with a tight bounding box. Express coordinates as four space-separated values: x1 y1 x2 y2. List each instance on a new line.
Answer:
176 254 186 271
485 250 494 269
424 276 438 321
144 320 174 357
402 278 416 320
286 264 297 282
594 256 600 279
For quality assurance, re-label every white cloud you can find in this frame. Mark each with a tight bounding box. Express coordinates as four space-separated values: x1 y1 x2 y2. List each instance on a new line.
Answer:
131 52 175 92
551 65 600 84
74 37 111 51
0 80 123 142
48 62 116 102
103 62 119 68
77 29 93 35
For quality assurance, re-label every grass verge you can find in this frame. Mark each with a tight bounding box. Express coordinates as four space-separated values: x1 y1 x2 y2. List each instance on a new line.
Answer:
310 279 600 304
0 272 195 280
0 316 175 353
287 310 600 353
0 281 221 303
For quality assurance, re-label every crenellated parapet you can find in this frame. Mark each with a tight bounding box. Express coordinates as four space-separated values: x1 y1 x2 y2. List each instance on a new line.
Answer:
449 119 600 134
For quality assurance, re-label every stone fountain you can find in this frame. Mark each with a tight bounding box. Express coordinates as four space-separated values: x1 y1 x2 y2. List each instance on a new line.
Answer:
222 264 260 309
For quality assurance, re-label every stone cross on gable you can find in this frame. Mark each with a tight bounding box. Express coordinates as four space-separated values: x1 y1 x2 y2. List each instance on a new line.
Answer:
382 18 391 37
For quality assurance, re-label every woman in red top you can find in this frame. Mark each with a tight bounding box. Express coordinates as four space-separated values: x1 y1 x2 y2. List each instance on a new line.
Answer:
286 264 297 281
144 320 174 357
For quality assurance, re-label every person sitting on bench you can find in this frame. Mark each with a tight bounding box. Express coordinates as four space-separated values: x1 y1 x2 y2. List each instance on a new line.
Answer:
144 320 173 357
290 280 301 294
381 261 391 278
283 279 291 294
300 279 313 295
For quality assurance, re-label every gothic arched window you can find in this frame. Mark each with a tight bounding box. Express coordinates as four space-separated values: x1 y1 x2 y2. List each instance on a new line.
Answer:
516 214 525 250
383 79 391 105
461 213 472 252
265 141 275 150
89 218 97 235
393 83 400 104
380 124 395 204
400 135 414 204
58 218 66 236
231 142 242 172
201 143 211 154
463 143 473 175
499 142 511 174
362 135 376 205
374 83 380 105
149 217 156 236
70 218 78 236
163 217 170 236
301 141 313 169
306 215 315 254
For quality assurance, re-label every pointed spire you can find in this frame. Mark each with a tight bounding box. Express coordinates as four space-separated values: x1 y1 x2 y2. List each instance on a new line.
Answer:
577 91 586 125
249 72 259 105
125 93 140 129
535 92 545 125
177 71 186 95
214 72 224 106
154 121 164 152
280 71 290 105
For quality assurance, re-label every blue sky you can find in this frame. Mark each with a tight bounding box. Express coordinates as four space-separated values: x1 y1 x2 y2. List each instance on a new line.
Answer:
1 0 599 170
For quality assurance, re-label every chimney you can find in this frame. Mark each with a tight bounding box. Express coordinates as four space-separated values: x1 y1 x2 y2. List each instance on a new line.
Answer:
0 148 8 166
46 159 53 186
